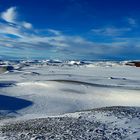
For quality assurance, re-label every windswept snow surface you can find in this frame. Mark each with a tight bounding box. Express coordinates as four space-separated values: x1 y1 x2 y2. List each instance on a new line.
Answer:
0 60 140 139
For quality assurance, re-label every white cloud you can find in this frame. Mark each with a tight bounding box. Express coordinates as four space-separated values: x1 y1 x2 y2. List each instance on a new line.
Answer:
1 7 17 23
22 22 33 29
1 7 33 30
0 24 23 38
20 35 70 47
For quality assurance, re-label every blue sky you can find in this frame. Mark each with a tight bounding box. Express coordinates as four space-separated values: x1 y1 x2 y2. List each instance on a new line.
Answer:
0 0 140 60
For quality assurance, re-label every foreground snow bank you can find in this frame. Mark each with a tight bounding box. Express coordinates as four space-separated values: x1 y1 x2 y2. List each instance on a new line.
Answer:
0 106 140 140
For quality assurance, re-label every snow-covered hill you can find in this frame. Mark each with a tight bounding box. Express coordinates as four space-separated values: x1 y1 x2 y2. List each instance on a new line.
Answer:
0 60 140 139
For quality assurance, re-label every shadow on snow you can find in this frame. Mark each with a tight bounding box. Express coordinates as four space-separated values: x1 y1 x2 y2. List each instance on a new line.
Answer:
0 81 15 88
0 94 33 111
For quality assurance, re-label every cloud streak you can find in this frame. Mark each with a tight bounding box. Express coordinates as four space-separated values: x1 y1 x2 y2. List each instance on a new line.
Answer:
92 27 131 36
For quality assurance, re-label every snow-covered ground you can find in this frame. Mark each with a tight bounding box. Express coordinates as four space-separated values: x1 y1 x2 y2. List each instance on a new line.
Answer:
0 106 140 140
0 60 140 139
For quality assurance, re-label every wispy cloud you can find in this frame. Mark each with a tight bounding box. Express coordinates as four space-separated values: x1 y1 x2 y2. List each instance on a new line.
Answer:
0 7 140 59
127 18 137 26
48 29 61 35
92 27 131 36
1 6 33 29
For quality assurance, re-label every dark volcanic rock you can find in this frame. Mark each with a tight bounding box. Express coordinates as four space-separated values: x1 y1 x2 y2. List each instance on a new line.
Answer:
126 61 140 67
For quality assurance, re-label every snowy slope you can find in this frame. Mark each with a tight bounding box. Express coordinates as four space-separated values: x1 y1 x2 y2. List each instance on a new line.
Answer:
0 106 140 140
0 60 140 116
0 60 140 139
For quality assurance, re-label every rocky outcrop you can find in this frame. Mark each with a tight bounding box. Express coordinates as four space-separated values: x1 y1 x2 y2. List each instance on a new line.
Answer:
126 61 140 67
